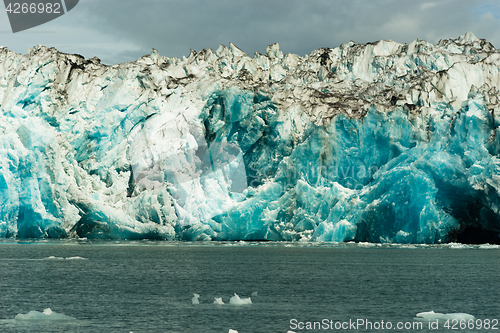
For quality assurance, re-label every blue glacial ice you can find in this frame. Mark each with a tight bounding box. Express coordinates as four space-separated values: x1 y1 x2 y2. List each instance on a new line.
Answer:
0 32 500 243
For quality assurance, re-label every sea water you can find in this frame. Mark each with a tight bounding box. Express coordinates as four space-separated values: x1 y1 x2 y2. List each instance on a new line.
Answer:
0 241 498 333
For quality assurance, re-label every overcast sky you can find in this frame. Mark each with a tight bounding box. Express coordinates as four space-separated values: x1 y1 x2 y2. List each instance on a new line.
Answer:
0 0 499 65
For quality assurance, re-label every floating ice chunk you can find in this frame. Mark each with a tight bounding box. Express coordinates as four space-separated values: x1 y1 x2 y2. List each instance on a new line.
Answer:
15 308 76 321
228 330 238 333
357 242 376 247
229 293 252 305
65 256 88 260
192 293 200 304
478 244 500 249
446 243 471 249
44 256 88 260
415 311 475 321
251 291 258 296
214 297 224 305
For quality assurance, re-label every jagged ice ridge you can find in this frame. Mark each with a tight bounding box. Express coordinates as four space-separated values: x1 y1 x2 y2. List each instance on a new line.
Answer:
1 32 500 243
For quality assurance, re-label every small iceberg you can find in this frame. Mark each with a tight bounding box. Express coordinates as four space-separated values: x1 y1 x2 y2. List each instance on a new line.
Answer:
214 297 224 305
65 256 88 260
192 293 200 305
15 308 76 321
229 293 252 306
478 244 500 249
43 256 88 260
415 311 475 321
228 330 238 333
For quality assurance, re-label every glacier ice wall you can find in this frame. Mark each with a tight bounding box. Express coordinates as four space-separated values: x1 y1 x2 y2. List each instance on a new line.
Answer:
1 32 500 243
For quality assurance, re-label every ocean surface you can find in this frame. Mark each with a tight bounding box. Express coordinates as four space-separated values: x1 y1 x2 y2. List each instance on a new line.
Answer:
0 241 498 333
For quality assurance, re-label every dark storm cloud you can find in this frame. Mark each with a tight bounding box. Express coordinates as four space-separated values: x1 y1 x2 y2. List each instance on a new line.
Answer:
0 0 499 64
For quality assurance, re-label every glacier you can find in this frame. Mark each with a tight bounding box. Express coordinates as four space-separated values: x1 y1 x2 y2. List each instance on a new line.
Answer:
1 32 500 243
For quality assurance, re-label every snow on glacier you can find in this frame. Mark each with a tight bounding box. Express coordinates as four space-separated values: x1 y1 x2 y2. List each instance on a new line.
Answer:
0 32 500 243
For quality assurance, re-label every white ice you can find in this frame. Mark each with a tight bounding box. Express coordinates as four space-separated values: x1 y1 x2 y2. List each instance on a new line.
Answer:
44 256 87 260
214 297 224 305
415 311 475 321
229 293 252 305
15 308 76 321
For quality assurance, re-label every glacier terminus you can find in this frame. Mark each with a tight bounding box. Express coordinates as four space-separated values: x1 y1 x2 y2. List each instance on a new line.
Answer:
1 32 500 243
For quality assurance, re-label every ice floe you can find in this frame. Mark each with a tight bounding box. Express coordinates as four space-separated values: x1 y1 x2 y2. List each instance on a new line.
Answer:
15 308 76 321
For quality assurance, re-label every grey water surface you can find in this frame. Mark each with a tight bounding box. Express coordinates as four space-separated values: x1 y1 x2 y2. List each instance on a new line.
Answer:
0 241 498 333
